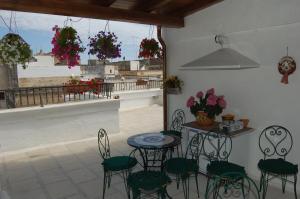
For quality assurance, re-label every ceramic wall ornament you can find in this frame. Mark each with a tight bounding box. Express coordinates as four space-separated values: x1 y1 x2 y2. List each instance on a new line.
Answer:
278 47 296 84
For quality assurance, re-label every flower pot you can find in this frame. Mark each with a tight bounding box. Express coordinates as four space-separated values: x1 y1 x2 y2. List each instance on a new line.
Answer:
196 111 215 126
166 87 181 95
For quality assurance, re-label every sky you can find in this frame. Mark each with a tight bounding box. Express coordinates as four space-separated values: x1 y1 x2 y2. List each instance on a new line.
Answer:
0 10 157 64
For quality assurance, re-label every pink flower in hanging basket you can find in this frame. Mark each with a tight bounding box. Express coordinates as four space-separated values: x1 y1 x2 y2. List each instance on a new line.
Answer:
51 26 85 68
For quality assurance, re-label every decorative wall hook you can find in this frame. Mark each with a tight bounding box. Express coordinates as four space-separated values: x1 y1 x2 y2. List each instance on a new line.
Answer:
278 46 296 84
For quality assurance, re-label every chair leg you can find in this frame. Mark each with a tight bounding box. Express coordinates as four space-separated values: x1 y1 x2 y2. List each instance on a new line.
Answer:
182 177 189 199
241 178 245 199
282 175 287 193
262 173 269 199
183 177 190 199
107 171 112 188
102 171 107 199
294 174 298 199
205 176 211 198
259 172 263 192
122 170 130 199
194 172 200 198
176 175 180 189
176 146 180 157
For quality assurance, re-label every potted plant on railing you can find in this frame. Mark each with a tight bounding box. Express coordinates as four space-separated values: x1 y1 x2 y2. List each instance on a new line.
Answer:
51 25 85 68
88 31 121 63
186 88 227 126
0 33 32 69
164 76 183 94
138 38 162 59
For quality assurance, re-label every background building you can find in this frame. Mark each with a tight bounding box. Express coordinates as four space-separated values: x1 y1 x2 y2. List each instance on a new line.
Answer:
18 51 81 87
80 59 119 80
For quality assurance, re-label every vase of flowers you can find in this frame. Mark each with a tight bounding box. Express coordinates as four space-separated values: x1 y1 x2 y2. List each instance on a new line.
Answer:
164 76 183 94
0 33 32 69
51 25 85 68
186 88 227 126
88 31 121 62
138 38 161 59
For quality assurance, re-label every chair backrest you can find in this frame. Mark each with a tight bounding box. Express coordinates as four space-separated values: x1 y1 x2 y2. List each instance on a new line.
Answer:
185 134 203 164
259 125 293 159
98 128 111 160
170 109 185 132
205 172 260 199
202 131 232 162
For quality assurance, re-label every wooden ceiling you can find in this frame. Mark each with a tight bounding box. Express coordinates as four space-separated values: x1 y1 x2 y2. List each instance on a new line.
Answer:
0 0 222 28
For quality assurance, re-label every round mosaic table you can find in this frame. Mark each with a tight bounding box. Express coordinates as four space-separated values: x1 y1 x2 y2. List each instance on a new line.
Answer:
127 133 181 171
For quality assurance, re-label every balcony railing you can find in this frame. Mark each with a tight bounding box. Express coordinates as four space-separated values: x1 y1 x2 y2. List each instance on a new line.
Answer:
112 80 162 92
0 80 162 109
0 83 113 108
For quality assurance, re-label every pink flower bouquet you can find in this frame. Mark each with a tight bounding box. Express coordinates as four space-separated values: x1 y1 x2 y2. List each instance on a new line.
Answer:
186 88 227 118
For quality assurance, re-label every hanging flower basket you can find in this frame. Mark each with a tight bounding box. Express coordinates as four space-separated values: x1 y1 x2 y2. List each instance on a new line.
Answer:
88 31 121 61
138 38 162 59
0 33 32 69
51 25 85 68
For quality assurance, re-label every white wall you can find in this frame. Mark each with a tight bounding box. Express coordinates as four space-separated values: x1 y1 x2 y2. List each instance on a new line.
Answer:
0 99 120 152
130 60 141 71
114 89 162 110
164 0 300 191
18 55 81 78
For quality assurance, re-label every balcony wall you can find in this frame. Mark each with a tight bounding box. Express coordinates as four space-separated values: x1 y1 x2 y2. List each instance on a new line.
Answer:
0 88 162 153
0 99 120 152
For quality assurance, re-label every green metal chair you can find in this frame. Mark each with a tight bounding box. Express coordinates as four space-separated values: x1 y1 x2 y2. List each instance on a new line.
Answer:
258 125 298 199
126 149 172 199
98 128 138 199
161 109 185 156
127 170 171 199
203 131 246 198
164 134 202 199
205 172 260 199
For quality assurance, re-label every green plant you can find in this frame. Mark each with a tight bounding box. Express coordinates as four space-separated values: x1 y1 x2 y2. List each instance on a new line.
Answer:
164 76 183 90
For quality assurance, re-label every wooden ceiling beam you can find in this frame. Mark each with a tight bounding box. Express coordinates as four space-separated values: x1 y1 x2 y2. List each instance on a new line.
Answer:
169 0 223 16
93 0 117 7
132 0 173 12
0 0 184 27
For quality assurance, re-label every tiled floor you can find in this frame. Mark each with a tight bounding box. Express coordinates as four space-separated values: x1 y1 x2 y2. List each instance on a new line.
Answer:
0 105 297 199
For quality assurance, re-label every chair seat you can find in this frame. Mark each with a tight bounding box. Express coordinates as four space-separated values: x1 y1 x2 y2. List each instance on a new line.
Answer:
102 156 137 171
258 158 298 175
127 171 171 192
165 158 198 175
207 161 246 176
160 130 182 138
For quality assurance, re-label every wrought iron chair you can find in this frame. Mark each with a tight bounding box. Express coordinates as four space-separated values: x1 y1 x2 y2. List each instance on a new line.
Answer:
126 149 172 199
258 125 298 199
164 134 202 199
202 131 246 198
205 172 260 199
161 109 185 156
98 129 138 199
